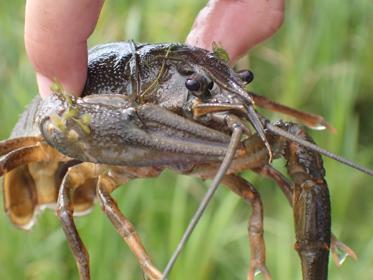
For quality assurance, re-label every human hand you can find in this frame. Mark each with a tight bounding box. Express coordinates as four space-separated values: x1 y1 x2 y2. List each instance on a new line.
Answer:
186 0 284 64
25 0 104 98
25 0 283 98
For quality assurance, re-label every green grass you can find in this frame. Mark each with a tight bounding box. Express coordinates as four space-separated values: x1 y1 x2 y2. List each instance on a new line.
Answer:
1 0 373 279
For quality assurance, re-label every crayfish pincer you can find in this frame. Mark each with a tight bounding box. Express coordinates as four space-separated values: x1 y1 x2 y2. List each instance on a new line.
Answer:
0 41 371 280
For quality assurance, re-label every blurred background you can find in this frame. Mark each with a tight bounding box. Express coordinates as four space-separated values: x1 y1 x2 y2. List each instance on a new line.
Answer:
1 0 373 279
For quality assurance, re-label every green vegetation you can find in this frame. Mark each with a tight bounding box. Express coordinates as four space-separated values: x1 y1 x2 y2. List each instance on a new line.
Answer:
1 0 373 279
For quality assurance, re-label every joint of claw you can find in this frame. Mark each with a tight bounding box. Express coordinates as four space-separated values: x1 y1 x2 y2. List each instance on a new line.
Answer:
56 207 73 220
140 258 151 270
294 241 330 253
248 224 264 234
300 180 317 190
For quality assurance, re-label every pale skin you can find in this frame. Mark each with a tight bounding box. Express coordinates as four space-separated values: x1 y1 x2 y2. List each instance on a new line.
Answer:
25 0 284 98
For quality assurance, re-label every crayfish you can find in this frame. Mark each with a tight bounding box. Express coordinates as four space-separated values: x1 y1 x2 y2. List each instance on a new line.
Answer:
0 41 371 280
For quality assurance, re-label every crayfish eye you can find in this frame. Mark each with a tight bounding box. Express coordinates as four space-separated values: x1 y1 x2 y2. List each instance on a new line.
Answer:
185 78 201 91
238 69 254 84
184 73 212 99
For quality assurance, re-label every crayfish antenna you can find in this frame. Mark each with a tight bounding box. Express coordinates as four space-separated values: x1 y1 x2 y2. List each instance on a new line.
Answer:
250 92 337 133
266 123 373 176
162 125 243 279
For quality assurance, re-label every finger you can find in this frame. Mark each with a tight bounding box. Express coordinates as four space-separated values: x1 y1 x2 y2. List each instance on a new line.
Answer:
25 0 104 98
186 0 284 64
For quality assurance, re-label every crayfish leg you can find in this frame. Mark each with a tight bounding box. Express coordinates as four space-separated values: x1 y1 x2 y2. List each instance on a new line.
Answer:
222 175 271 280
97 175 162 280
254 165 293 205
0 144 46 176
3 166 38 229
1 140 92 229
57 162 162 280
57 162 101 280
0 136 43 157
249 93 336 132
1 142 49 229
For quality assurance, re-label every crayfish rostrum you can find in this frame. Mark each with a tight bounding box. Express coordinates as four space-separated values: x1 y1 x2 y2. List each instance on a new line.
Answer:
1 41 371 280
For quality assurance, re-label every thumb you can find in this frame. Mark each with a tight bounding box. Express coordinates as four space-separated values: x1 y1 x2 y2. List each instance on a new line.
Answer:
186 0 284 64
25 0 104 98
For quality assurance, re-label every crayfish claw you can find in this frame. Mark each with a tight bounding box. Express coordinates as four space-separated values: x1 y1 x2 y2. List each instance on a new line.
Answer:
331 235 358 266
